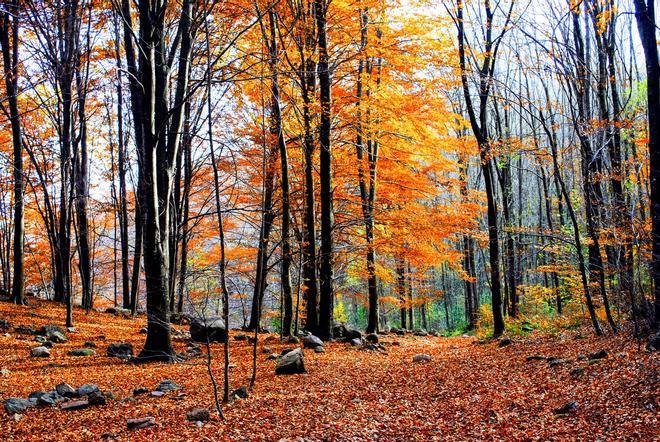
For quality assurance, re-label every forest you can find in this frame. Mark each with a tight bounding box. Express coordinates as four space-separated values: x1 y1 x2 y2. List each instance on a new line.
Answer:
0 0 657 440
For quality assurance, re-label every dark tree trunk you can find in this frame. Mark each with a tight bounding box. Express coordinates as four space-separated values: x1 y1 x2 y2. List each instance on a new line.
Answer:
633 0 660 326
316 0 334 341
0 0 24 305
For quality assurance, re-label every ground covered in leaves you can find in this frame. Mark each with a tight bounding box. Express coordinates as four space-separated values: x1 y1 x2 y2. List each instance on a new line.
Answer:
0 300 656 441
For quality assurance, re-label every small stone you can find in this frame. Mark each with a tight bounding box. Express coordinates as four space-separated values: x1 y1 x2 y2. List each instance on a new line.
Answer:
87 390 107 406
31 346 51 358
84 341 96 348
77 384 100 397
302 335 324 349
133 387 149 396
186 408 210 422
365 333 379 344
49 331 67 343
554 401 577 414
526 355 546 361
231 386 249 400
68 349 96 357
61 400 90 411
0 319 11 330
588 349 608 360
234 333 248 341
15 325 36 335
66 327 77 333
34 336 47 344
314 346 325 353
350 338 362 347
151 391 165 397
13 413 22 422
498 336 513 347
107 343 134 359
42 340 54 348
549 359 566 367
0 368 10 376
275 347 306 375
262 347 272 354
412 354 432 363
127 416 156 430
139 327 148 334
266 353 278 361
4 398 35 414
570 367 585 377
56 383 77 398
156 379 182 392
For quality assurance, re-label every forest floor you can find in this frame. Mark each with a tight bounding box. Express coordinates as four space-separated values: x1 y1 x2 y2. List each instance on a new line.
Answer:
0 299 657 441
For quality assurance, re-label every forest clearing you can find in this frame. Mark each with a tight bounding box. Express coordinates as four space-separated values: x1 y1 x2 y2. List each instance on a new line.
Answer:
0 300 656 441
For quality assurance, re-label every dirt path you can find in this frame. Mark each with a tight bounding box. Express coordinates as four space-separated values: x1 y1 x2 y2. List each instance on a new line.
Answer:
0 301 656 441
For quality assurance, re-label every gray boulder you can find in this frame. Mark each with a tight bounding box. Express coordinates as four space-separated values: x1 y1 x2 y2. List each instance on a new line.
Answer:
189 317 227 343
31 346 51 358
412 354 432 363
107 343 134 359
156 379 182 392
4 398 35 415
56 382 77 398
302 334 323 349
77 384 100 397
187 408 210 422
68 349 96 357
275 348 306 375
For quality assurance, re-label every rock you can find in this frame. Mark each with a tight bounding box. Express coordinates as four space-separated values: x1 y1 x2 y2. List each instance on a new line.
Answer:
526 355 546 361
66 327 77 333
231 386 249 400
314 346 325 353
77 384 100 397
647 333 660 352
61 400 90 411
393 328 406 336
275 348 306 375
349 338 362 347
344 329 362 342
554 401 577 414
234 333 248 341
36 391 64 407
570 367 585 377
285 336 300 344
42 340 54 348
107 343 134 359
302 334 323 349
588 349 608 360
87 390 107 406
127 416 156 430
150 391 165 397
365 333 379 344
498 336 513 347
156 379 182 392
0 368 10 376
262 347 272 354
189 316 227 343
549 359 566 367
139 327 148 334
28 390 49 401
31 346 51 358
413 329 428 337
0 319 11 330
333 324 348 338
412 354 432 363
15 325 36 335
280 348 294 355
4 398 36 414
429 330 439 337
34 335 47 344
56 383 77 398
84 341 96 348
263 335 278 343
266 353 278 361
68 349 96 357
133 387 149 396
186 408 210 422
49 331 67 343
